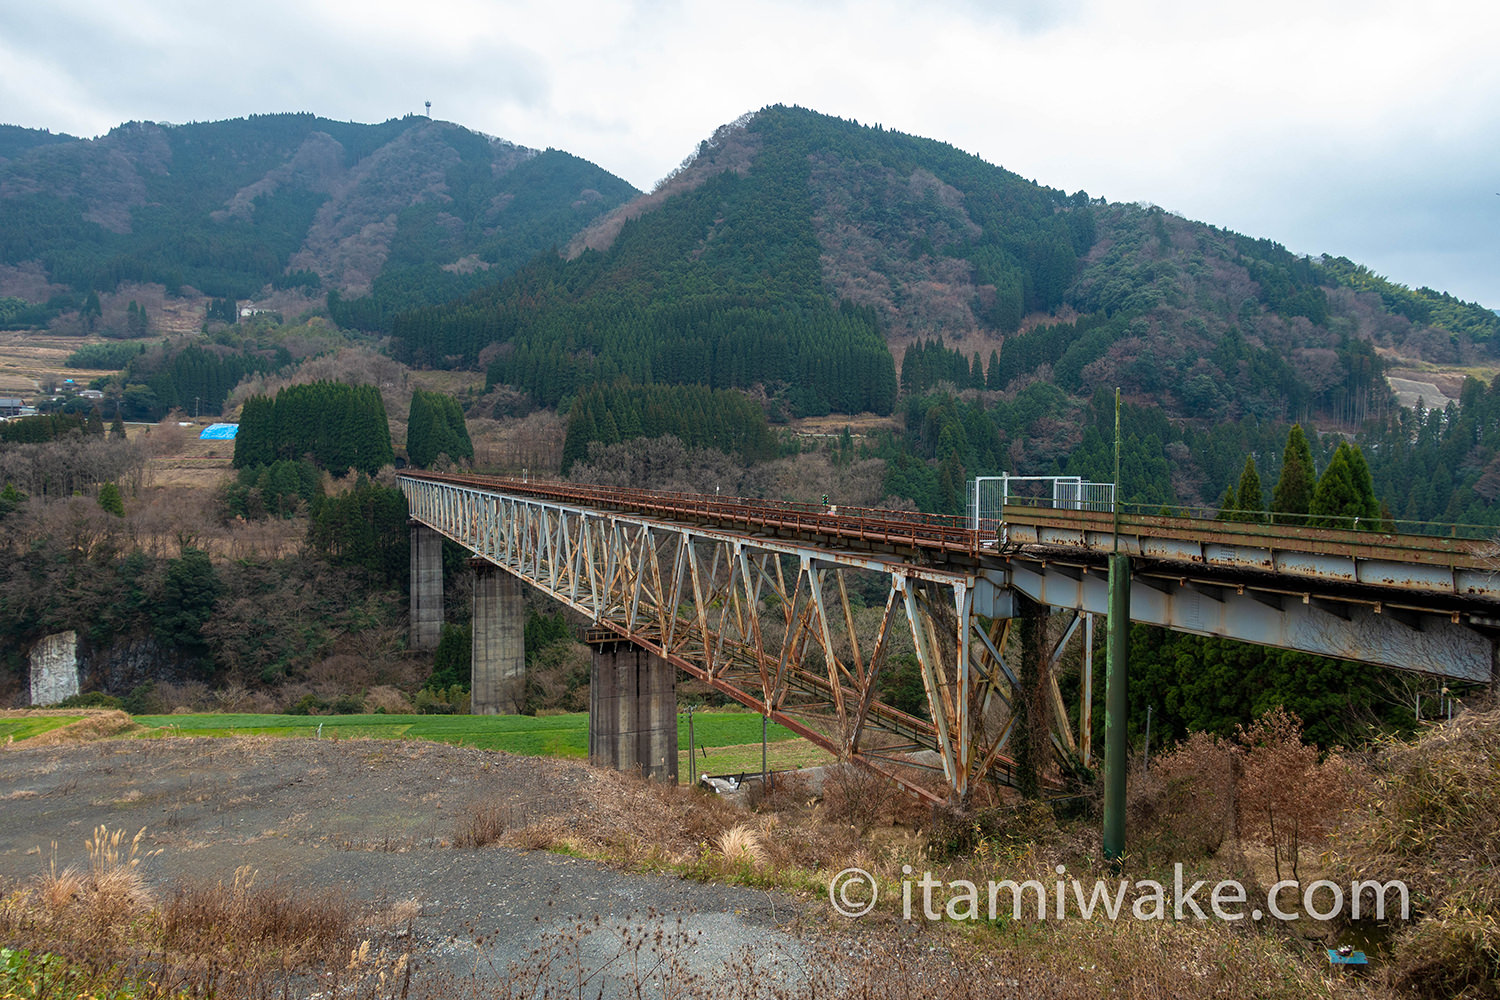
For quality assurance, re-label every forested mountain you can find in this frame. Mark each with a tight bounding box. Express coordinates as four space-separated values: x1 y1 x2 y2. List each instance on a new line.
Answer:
0 113 638 320
6 104 1497 523
393 105 1497 437
0 125 78 163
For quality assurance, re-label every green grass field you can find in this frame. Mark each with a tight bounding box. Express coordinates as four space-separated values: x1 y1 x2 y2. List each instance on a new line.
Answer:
128 710 805 764
0 716 85 742
681 739 834 779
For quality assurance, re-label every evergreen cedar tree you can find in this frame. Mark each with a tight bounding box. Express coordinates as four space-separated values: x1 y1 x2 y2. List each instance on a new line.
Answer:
233 381 393 476
561 383 777 474
1213 425 1382 530
106 343 290 423
1234 455 1266 523
97 482 124 517
306 479 409 588
1307 441 1383 529
406 390 474 469
0 411 104 444
222 459 321 521
1272 424 1316 518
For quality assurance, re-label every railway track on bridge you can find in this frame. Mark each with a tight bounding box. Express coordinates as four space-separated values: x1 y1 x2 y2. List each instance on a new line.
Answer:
401 471 1500 803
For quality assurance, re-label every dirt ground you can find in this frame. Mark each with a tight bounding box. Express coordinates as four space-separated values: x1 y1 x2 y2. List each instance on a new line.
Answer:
0 737 812 991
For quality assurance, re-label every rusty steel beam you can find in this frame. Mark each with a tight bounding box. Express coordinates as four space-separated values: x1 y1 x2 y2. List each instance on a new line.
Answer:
401 471 1500 800
401 473 1058 803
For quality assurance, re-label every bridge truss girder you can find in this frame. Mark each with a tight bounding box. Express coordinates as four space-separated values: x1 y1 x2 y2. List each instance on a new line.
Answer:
1008 559 1495 683
402 478 1093 804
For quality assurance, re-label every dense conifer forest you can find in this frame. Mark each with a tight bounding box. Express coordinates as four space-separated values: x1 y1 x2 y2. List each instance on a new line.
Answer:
0 113 637 312
233 381 394 476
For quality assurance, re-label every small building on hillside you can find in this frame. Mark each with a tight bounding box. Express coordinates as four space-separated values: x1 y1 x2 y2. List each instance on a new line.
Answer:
0 398 24 417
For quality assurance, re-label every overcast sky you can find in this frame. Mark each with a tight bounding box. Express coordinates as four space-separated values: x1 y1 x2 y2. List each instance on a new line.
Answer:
3 0 1497 309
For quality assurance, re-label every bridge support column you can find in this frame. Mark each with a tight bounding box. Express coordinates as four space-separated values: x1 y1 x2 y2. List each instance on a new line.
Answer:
1103 551 1131 862
589 641 678 783
471 560 525 715
1014 594 1050 799
409 521 443 651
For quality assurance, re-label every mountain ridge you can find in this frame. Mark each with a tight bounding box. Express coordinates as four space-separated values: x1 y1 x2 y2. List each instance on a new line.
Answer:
385 104 1495 443
0 112 639 321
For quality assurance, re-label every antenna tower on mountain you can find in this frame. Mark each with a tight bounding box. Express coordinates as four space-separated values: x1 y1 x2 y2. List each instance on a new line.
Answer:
425 101 432 118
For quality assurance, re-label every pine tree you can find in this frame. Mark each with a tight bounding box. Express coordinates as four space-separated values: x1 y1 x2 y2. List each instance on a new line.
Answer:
1272 424 1315 522
440 394 472 463
1215 485 1238 521
1236 456 1267 523
1308 444 1363 528
1344 441 1381 523
97 482 124 517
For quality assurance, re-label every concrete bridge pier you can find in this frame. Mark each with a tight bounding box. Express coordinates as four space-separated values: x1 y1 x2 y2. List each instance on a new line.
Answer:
472 560 526 715
589 640 678 782
409 521 444 651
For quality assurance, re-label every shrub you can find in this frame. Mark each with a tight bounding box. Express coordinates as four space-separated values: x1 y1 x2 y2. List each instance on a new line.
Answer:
820 763 885 834
413 686 469 715
119 682 161 715
1129 731 1237 862
58 691 122 710
1330 707 1500 997
287 693 328 716
329 692 364 715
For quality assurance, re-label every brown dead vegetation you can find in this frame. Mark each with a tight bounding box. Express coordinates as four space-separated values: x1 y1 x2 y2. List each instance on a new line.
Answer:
1 826 392 999
20 710 142 745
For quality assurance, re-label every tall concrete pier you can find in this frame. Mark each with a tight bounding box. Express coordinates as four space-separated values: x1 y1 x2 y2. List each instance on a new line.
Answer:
589 640 678 782
471 560 525 715
409 521 443 651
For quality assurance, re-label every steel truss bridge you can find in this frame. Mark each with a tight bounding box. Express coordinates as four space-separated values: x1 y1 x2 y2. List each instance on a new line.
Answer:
400 471 1500 804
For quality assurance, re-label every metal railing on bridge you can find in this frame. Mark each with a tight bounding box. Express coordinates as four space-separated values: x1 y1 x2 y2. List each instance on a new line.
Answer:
968 475 1116 532
403 471 1500 805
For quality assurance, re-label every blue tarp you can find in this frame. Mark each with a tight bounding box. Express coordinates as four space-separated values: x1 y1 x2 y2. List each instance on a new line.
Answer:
199 423 238 440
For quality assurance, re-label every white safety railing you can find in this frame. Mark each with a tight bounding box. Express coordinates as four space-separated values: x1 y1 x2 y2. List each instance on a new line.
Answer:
968 474 1116 530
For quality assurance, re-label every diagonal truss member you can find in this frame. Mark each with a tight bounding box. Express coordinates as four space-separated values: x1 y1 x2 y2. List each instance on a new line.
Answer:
402 476 1094 804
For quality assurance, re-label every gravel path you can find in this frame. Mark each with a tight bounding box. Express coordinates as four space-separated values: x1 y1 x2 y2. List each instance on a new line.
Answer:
0 736 815 994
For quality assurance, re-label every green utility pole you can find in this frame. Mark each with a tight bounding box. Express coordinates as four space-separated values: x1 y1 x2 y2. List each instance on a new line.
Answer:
1103 388 1130 862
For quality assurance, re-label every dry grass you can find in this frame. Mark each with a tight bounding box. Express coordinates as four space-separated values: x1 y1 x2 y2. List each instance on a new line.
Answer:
158 865 358 965
0 826 404 999
453 800 511 849
0 332 131 397
25 710 142 745
716 823 766 870
1329 707 1500 997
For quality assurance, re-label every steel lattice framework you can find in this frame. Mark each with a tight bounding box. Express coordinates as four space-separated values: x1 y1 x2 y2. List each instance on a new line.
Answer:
401 471 1500 804
401 472 1094 804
